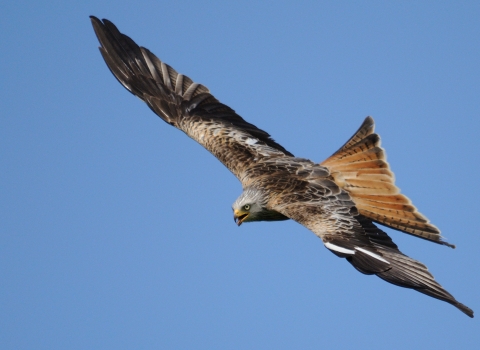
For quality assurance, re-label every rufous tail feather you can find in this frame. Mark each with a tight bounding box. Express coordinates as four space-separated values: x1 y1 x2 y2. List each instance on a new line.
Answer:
321 117 454 248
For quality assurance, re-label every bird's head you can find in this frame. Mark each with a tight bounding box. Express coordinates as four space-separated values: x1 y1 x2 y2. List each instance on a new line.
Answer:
232 187 288 226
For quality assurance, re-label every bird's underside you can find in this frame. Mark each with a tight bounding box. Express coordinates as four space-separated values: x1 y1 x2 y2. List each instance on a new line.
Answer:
90 16 473 317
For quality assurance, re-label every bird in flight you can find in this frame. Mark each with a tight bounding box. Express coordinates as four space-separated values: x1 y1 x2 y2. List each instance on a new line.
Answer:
90 16 473 317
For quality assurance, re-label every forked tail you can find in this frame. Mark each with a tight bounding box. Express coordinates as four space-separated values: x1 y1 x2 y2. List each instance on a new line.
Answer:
321 117 454 248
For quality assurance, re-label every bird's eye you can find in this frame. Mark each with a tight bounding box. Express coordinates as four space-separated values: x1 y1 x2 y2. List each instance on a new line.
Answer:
244 204 250 211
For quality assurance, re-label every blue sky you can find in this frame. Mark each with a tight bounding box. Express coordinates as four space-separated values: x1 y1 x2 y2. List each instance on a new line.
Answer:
1 1 479 349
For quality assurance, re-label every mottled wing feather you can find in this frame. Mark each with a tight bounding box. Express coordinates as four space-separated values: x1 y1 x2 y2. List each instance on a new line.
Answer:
273 188 472 317
251 160 360 236
260 166 472 317
91 17 293 180
321 117 453 248
356 217 473 317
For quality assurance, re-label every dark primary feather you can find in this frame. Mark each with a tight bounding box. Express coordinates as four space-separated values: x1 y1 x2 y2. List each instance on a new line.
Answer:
275 184 473 317
261 164 473 317
91 17 472 318
357 217 473 317
90 16 292 180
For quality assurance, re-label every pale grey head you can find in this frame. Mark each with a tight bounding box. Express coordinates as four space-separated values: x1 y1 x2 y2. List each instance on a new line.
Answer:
232 187 289 226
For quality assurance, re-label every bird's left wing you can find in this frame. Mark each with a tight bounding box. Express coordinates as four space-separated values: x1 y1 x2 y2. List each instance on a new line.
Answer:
90 17 293 179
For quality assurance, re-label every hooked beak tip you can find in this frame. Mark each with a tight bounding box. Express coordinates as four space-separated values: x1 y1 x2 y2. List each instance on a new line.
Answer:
233 211 247 226
234 216 242 226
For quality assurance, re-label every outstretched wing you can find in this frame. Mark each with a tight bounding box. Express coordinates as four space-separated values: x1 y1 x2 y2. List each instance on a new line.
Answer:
271 181 473 317
90 17 293 179
330 216 473 318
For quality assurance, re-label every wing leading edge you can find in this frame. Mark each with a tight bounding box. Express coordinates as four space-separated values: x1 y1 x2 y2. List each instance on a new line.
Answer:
90 16 293 180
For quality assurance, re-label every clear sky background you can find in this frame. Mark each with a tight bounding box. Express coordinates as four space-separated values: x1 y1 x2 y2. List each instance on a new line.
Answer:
1 1 479 349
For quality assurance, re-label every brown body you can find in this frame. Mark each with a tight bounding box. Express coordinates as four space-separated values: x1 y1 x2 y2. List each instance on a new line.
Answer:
91 16 473 317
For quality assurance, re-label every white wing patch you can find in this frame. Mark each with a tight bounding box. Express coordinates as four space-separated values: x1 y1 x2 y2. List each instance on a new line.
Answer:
355 247 390 264
324 243 390 264
246 138 258 145
325 242 355 255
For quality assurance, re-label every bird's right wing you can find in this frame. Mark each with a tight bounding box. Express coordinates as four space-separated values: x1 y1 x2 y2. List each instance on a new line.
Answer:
273 186 473 317
256 162 472 317
90 17 293 180
329 215 473 317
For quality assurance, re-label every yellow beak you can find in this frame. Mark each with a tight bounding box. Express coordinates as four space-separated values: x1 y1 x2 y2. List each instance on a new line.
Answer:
233 209 249 226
